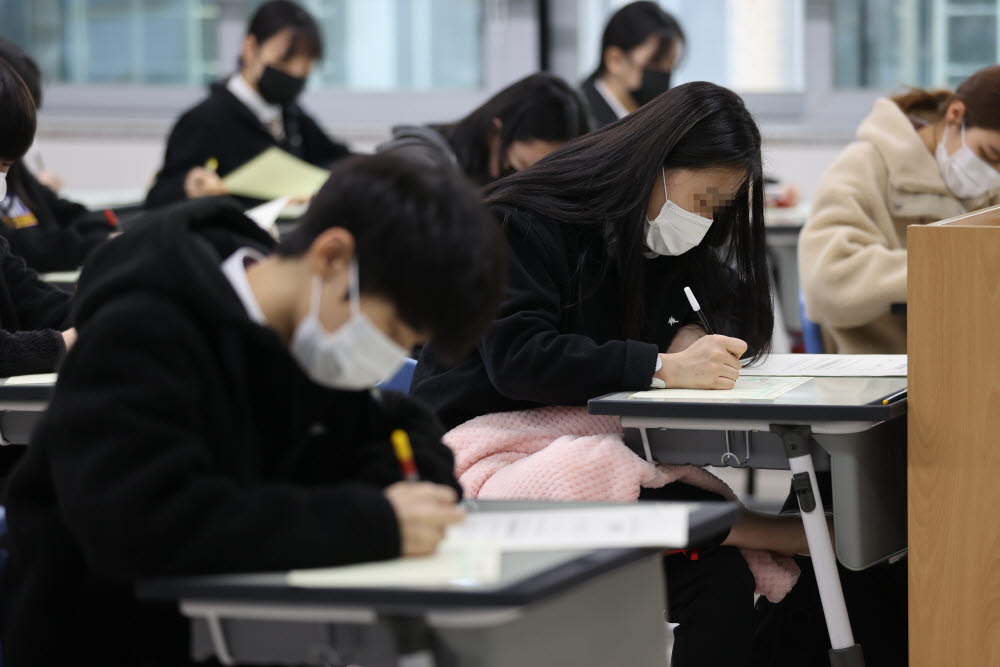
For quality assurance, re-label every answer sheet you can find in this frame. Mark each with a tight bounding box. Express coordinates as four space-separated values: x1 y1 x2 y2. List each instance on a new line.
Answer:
630 375 811 401
223 147 330 200
4 373 57 385
441 503 692 551
740 354 907 377
288 541 502 588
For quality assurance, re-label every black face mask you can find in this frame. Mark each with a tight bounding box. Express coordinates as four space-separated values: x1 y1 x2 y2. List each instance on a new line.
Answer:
258 65 306 106
632 68 672 106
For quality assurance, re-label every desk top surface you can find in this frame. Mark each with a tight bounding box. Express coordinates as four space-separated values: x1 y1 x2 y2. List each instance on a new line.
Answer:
0 376 56 403
589 376 907 422
137 501 736 610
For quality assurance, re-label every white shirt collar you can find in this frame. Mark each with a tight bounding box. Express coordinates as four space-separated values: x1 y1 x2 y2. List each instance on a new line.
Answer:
227 73 282 127
221 247 268 325
594 77 631 120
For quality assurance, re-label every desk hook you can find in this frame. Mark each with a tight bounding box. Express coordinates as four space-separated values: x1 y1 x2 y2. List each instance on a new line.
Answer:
721 430 751 467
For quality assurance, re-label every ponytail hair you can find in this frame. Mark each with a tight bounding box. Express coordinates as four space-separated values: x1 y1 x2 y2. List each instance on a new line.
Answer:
892 65 1000 130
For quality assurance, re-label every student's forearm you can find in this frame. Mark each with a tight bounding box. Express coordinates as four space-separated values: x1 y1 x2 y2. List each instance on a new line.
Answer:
722 509 811 556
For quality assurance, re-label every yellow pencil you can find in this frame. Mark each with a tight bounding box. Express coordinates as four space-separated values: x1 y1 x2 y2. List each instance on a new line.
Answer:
391 429 420 482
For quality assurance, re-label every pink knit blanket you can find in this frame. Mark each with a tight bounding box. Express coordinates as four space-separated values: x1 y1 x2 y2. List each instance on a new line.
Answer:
443 406 799 602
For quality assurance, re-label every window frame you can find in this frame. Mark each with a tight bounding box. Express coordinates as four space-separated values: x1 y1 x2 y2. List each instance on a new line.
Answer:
33 0 897 144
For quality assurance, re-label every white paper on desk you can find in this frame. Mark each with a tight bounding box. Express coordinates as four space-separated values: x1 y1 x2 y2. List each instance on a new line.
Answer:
39 270 81 284
4 373 57 385
740 354 907 377
630 375 811 401
442 504 691 551
288 541 502 589
244 196 291 237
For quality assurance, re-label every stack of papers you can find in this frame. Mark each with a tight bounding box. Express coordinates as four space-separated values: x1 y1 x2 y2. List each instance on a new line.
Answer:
223 147 330 200
288 503 694 589
4 373 57 385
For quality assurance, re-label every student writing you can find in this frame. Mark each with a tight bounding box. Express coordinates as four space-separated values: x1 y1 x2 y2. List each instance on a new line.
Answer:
799 65 1000 353
145 0 350 209
378 72 589 186
2 155 506 666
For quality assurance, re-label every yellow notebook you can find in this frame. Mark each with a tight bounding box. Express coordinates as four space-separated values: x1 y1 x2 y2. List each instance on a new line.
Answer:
223 147 330 200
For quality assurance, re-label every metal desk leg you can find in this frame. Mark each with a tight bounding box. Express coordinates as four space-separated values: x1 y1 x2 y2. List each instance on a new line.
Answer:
771 425 865 667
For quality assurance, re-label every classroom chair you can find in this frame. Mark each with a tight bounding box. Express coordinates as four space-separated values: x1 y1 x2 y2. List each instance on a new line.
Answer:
380 358 418 394
799 291 825 354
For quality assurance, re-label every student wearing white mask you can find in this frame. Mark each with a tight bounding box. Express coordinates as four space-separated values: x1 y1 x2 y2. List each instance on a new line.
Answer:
413 83 815 667
2 155 507 665
800 65 1000 354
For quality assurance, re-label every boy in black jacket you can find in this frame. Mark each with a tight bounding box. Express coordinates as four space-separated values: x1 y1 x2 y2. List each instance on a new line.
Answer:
2 154 506 666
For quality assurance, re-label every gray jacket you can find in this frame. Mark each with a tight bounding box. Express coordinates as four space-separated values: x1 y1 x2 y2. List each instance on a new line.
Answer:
376 125 459 172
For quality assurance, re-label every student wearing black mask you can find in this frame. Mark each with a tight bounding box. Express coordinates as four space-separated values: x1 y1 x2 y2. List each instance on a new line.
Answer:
146 0 350 209
580 1 685 129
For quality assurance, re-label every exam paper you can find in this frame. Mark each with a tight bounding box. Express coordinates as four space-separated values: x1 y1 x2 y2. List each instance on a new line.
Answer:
442 504 691 551
630 375 811 401
4 373 57 385
222 147 330 200
243 196 291 237
288 541 502 588
740 354 906 377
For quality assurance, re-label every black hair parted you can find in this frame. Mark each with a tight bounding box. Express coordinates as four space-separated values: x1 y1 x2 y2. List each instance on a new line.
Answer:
593 0 685 78
0 56 37 161
278 154 507 363
247 0 323 62
435 72 590 186
483 81 773 361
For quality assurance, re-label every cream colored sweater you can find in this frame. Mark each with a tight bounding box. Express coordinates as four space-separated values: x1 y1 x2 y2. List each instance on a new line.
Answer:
798 98 999 354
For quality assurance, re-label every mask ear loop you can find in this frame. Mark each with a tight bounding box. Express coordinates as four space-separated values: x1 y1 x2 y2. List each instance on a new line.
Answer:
347 259 362 315
662 167 668 201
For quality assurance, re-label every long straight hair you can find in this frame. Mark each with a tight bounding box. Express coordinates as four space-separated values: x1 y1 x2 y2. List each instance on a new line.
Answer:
484 81 773 359
435 73 590 186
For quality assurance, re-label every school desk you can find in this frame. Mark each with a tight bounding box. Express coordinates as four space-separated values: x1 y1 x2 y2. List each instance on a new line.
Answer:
589 375 909 667
0 375 54 445
137 500 738 667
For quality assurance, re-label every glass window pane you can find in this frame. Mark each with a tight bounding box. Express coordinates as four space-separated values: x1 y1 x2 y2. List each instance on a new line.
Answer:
574 0 804 93
834 0 1000 90
0 0 220 85
245 0 483 91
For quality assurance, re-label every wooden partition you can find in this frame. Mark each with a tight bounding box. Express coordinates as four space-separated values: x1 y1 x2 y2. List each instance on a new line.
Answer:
908 203 1000 666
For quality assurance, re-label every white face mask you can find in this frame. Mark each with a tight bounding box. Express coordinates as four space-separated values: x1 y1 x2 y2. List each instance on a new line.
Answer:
0 172 7 202
289 262 409 390
644 169 713 256
935 124 1000 200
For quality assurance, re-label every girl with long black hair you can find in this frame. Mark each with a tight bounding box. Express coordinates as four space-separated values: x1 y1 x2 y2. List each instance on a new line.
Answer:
378 72 590 186
413 81 815 666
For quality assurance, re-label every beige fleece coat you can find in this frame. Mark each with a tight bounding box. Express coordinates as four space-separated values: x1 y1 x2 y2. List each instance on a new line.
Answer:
798 98 1000 354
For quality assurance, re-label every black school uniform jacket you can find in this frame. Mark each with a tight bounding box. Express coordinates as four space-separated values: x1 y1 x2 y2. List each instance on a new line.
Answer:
0 235 70 377
0 166 114 272
412 205 739 430
580 75 621 130
2 198 460 667
145 81 351 209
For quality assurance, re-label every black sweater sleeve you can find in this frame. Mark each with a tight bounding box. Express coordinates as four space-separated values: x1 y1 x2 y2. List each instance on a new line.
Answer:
479 212 659 405
146 111 211 209
2 170 112 273
0 241 70 376
43 296 401 580
299 111 351 168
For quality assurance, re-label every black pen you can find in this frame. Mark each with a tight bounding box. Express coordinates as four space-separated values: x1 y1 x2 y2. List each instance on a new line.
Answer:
684 286 715 335
881 389 907 405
